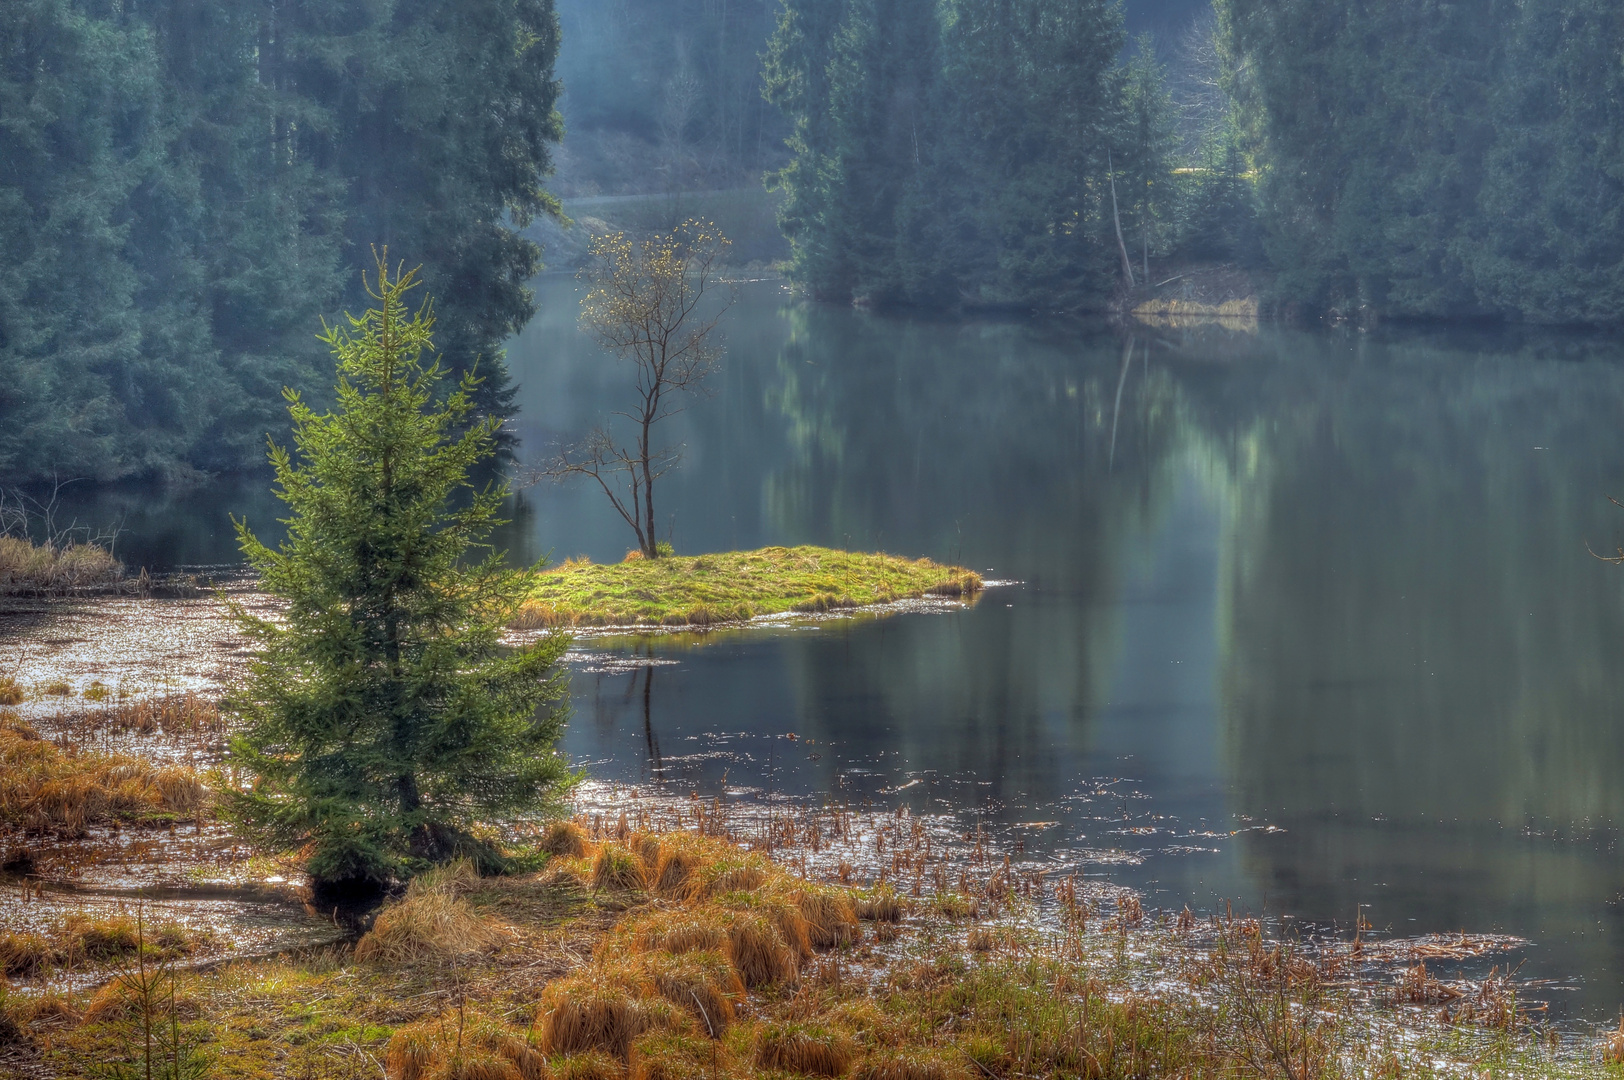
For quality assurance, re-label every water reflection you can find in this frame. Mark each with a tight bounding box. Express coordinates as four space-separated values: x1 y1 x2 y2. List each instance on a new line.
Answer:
507 283 1624 1013
25 279 1624 1014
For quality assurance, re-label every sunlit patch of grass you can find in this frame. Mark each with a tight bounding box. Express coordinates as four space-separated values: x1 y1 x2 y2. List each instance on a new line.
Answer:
0 676 23 707
0 916 209 980
0 536 122 595
513 545 983 629
0 716 209 833
354 861 510 965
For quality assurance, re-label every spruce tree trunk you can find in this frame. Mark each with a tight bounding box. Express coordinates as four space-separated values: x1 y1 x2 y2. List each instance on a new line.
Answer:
1108 149 1135 287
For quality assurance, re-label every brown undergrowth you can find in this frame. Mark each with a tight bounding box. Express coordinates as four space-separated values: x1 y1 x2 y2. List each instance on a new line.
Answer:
18 811 1600 1080
0 536 122 595
0 714 209 834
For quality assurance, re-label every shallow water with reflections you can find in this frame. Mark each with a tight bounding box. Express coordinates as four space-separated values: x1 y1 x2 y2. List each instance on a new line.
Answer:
15 277 1624 1016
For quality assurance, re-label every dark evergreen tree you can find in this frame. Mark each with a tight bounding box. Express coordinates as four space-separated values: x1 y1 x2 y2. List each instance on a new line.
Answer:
0 1 167 480
1217 0 1624 322
766 0 1124 309
0 0 565 484
1465 0 1624 324
227 259 571 888
1117 35 1177 283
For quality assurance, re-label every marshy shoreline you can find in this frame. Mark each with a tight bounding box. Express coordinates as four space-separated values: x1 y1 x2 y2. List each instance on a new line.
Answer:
2 788 1611 1080
1 589 1620 1079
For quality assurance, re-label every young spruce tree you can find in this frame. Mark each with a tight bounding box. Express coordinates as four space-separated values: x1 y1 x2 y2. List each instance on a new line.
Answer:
228 256 571 890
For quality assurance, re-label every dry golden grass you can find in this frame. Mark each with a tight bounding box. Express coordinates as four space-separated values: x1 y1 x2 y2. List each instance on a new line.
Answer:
640 949 744 1036
682 851 772 902
716 908 802 989
356 871 509 965
0 718 207 833
547 1050 625 1080
1603 1018 1624 1063
754 1022 856 1077
0 932 54 978
630 1029 717 1080
58 692 223 737
855 886 905 923
0 916 201 981
648 832 734 898
723 892 813 966
792 887 860 950
383 1011 546 1080
39 815 1586 1080
591 843 647 892
535 967 674 1060
0 537 122 594
854 1051 968 1080
0 676 22 707
540 820 592 858
616 904 803 989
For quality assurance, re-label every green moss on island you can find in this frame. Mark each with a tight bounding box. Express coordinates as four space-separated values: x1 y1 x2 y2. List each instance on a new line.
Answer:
513 545 983 629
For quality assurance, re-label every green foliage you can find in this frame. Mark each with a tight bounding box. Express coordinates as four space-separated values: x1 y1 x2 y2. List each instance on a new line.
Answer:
1218 0 1624 322
766 0 943 303
0 0 564 484
768 0 1193 310
1116 36 1178 279
227 260 572 887
930 0 1127 307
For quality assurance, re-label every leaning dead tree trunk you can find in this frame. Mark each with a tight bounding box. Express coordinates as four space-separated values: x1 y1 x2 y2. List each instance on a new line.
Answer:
1108 147 1136 287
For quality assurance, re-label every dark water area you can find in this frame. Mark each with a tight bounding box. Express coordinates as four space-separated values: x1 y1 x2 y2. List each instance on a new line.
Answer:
34 277 1624 1017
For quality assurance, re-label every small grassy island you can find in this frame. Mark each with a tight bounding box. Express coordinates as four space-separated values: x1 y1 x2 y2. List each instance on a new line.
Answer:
514 546 984 630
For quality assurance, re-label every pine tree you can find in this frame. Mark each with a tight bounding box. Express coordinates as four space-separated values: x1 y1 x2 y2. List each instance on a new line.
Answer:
227 256 572 890
1118 35 1177 284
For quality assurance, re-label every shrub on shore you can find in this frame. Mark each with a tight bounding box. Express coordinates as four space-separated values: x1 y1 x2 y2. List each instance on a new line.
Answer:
0 537 122 595
513 546 983 629
0 717 208 833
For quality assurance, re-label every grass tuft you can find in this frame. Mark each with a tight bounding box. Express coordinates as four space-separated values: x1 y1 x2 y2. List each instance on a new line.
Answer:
754 1021 856 1077
641 949 744 1036
0 717 208 833
539 820 591 858
383 1011 545 1080
630 1028 718 1080
535 967 669 1060
356 873 508 965
514 546 982 629
855 886 906 923
792 887 860 950
0 537 122 595
547 1050 625 1080
591 843 647 892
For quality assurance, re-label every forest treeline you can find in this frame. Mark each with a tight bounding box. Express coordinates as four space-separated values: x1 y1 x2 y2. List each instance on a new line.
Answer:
6 0 1624 484
551 0 786 194
768 0 1624 317
765 0 1255 308
0 0 562 483
1222 0 1624 324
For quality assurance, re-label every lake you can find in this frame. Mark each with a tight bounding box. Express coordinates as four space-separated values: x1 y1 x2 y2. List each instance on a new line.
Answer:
26 276 1624 1017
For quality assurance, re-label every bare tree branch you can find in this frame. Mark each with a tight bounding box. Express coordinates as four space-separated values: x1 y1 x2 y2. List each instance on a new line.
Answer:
538 222 734 558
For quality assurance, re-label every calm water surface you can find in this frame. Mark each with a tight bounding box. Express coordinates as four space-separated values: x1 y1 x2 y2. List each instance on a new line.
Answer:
36 278 1624 1016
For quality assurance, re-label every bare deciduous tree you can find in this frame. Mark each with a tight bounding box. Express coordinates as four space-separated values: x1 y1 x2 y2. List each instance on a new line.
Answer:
544 222 733 558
